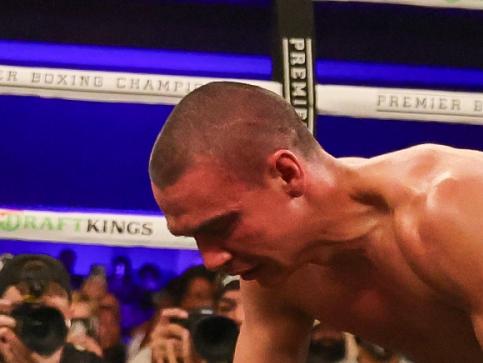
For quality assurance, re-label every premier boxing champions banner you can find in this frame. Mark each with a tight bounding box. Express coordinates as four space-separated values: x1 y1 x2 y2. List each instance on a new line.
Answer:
273 0 317 133
0 208 196 249
313 0 483 10
317 85 483 125
0 64 281 105
1 64 483 125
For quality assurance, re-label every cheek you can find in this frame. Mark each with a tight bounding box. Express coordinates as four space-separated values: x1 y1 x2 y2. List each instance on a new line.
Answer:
228 212 297 261
229 229 269 259
2 286 23 304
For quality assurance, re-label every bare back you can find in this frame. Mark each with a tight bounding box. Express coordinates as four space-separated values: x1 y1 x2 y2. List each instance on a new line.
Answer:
236 144 483 363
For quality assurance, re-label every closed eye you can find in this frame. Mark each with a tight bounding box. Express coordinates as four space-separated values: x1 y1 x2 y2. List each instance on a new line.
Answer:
195 212 240 239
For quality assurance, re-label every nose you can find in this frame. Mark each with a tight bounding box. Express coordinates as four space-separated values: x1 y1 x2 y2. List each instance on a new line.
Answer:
200 247 233 271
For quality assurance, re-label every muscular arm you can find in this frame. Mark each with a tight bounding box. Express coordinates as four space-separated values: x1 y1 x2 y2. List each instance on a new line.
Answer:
233 281 313 363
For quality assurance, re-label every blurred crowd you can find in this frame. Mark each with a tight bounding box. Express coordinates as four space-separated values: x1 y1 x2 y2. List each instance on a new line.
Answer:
0 250 412 363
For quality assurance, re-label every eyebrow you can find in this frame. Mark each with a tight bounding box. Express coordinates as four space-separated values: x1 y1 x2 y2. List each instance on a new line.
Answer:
195 211 240 235
170 211 239 238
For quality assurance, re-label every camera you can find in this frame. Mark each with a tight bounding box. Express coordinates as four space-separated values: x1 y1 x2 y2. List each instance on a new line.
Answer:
10 302 68 356
172 308 239 362
0 255 71 357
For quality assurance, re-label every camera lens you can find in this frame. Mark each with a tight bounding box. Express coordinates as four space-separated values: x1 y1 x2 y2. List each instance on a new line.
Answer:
11 303 68 356
171 309 239 362
191 315 239 362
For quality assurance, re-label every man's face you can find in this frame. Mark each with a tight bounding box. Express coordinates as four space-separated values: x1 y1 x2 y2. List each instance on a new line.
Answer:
2 283 70 319
180 277 215 311
216 289 244 326
152 160 307 286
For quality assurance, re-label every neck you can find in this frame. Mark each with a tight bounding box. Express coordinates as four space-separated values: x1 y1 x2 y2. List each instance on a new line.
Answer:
301 159 389 265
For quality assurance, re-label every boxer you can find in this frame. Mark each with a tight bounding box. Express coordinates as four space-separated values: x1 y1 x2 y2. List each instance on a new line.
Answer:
149 82 483 362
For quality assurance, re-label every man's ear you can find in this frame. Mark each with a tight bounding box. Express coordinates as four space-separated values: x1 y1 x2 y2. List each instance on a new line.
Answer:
267 150 305 197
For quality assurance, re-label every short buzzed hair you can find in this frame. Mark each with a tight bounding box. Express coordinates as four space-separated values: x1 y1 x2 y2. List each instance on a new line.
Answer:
149 81 319 189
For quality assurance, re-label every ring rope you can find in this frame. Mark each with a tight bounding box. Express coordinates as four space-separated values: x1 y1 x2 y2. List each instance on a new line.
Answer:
313 0 483 10
0 208 196 250
1 64 483 125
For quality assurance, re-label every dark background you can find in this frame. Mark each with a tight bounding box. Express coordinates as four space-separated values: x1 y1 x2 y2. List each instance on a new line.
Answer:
0 0 483 68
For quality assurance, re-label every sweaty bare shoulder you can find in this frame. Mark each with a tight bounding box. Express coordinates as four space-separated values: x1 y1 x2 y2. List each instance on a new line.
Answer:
415 154 483 306
338 156 367 166
409 143 483 164
390 147 483 348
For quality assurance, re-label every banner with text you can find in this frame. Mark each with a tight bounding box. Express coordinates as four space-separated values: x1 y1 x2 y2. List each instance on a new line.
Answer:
317 84 483 125
2 64 483 125
0 64 281 105
0 208 196 249
273 0 317 133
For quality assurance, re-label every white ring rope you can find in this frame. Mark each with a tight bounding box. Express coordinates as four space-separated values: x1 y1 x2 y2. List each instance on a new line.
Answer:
0 208 196 250
313 0 483 10
0 64 280 105
1 64 483 125
317 85 483 125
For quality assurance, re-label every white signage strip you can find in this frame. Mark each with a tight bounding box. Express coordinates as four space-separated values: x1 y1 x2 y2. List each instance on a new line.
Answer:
2 64 483 125
0 64 281 105
313 0 483 10
0 208 197 250
317 84 483 125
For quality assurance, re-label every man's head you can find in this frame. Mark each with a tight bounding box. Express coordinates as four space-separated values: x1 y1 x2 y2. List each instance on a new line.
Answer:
171 265 216 311
149 81 319 190
0 254 72 317
81 265 108 301
150 82 325 286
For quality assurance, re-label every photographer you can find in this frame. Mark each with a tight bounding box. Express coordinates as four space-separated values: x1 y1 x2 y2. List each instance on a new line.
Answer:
80 265 125 363
150 307 200 363
0 254 105 363
69 292 103 358
128 265 216 363
150 276 243 363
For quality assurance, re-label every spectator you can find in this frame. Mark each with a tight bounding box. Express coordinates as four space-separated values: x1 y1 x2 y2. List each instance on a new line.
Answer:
107 256 141 340
122 263 164 340
81 265 110 302
108 257 137 304
150 273 241 363
128 265 216 363
80 265 125 363
170 265 216 311
69 292 103 357
137 264 163 315
0 254 105 363
138 264 163 298
214 278 243 327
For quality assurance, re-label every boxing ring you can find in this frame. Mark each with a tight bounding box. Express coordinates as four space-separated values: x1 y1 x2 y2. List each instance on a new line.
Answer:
1 0 483 272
